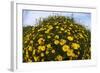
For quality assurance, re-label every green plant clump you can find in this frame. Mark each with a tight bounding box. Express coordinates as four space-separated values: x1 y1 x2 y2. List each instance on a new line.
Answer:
23 15 91 62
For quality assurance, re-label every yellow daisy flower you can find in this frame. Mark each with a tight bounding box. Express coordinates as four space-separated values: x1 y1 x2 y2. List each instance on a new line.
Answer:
67 31 71 35
46 51 49 55
45 29 50 33
47 44 51 48
28 46 32 52
55 35 59 39
71 43 80 50
38 38 45 45
60 27 64 31
41 53 44 57
60 39 66 45
56 26 59 28
38 46 46 51
67 49 75 57
47 35 51 39
48 25 53 29
54 40 59 45
56 55 63 61
62 45 70 52
67 36 74 41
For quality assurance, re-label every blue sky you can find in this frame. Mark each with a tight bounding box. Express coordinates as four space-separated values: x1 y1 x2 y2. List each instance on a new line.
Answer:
22 10 91 29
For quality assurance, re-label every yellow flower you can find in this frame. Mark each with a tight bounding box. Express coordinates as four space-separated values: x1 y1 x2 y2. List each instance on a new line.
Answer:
71 43 80 50
67 49 75 57
38 46 46 51
41 53 44 57
60 27 64 31
26 50 28 55
38 38 45 45
65 30 67 33
24 40 27 44
67 36 74 41
48 25 53 29
51 49 55 53
78 51 80 55
67 32 71 35
28 46 32 51
47 44 51 48
56 26 59 28
55 35 59 39
56 55 63 61
46 51 49 55
62 45 70 52
54 22 58 25
60 39 66 45
47 35 51 39
54 40 59 45
45 29 50 33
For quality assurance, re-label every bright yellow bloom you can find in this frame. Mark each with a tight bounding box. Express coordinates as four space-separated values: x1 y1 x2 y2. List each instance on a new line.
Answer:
67 49 75 57
38 46 46 51
62 45 70 52
28 46 32 51
67 36 74 41
38 38 45 45
47 44 51 48
55 35 59 39
60 39 66 45
54 40 59 45
71 43 80 50
56 55 63 61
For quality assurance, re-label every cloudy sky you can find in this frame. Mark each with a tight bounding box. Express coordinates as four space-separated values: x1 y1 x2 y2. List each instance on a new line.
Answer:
22 10 91 29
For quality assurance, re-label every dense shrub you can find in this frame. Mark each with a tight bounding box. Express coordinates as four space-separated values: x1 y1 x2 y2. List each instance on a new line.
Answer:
23 15 91 62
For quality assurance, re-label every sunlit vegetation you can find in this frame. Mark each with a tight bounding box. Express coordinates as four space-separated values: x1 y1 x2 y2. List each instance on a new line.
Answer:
23 15 91 62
